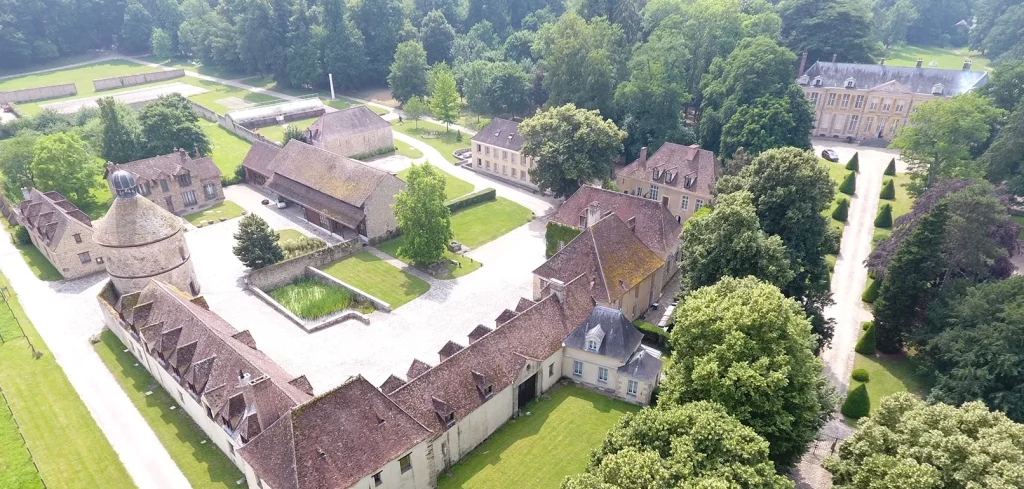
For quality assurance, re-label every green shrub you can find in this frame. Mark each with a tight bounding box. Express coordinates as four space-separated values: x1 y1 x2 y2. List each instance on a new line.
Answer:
633 320 671 350
446 187 496 212
839 171 856 195
824 225 842 255
879 179 895 200
832 198 849 222
874 203 893 228
12 225 30 245
855 322 876 355
884 158 896 176
862 321 872 331
845 152 859 172
862 278 880 303
851 368 870 382
267 278 353 319
841 384 870 418
545 221 583 258
350 146 398 160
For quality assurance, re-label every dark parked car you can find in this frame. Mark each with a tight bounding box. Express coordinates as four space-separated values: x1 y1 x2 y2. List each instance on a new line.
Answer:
821 149 839 162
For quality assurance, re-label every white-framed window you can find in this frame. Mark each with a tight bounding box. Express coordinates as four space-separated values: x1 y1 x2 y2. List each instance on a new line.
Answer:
882 99 892 111
855 95 864 108
895 101 905 112
870 98 879 110
627 380 638 396
182 190 197 206
808 92 819 105
587 339 598 352
827 93 836 106
204 183 217 200
680 195 689 211
864 117 874 134
840 94 850 108
695 199 705 210
549 363 554 376
598 367 608 383
847 115 859 132
573 360 583 376
649 184 659 201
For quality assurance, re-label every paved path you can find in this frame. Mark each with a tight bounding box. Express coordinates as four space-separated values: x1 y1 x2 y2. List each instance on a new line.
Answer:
793 142 895 488
0 230 190 488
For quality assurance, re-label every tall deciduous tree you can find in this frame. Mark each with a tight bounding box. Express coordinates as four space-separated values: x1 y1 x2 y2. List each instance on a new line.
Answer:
875 0 918 47
519 104 626 198
662 276 835 469
352 0 405 83
150 28 173 58
402 96 430 128
393 163 453 265
824 393 1024 488
388 41 429 103
138 94 211 158
236 0 278 76
979 60 1024 111
98 97 143 164
457 60 492 116
429 68 461 129
485 62 530 118
322 0 367 90
420 10 455 65
719 87 813 158
284 0 322 88
778 0 877 63
120 0 154 53
30 132 101 208
232 214 284 269
0 133 39 201
563 402 792 488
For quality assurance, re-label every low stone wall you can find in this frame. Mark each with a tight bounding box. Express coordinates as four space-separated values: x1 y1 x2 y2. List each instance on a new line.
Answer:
307 267 392 312
184 98 277 146
248 281 370 333
93 69 185 91
0 83 77 104
186 99 218 122
236 107 326 130
246 239 362 291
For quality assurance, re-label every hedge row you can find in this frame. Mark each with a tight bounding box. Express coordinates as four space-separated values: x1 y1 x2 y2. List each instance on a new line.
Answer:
875 203 893 228
862 278 880 303
351 146 398 161
634 320 671 351
846 152 859 172
446 187 496 212
884 158 896 176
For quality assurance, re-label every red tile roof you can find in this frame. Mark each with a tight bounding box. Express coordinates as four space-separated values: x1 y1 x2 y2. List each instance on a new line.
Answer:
617 142 717 196
551 185 681 256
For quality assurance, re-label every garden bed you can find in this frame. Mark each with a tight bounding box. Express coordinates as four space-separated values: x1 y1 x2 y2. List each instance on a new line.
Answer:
185 200 245 226
267 277 372 320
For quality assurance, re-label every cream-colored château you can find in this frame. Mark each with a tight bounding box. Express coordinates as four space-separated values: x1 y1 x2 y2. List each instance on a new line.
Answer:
797 56 989 142
470 118 538 189
615 143 718 223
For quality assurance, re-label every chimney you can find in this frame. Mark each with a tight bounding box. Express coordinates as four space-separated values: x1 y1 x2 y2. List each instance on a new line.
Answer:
831 53 837 63
548 278 566 303
916 58 923 69
880 57 886 66
963 60 972 71
798 52 808 77
586 202 602 228
627 216 636 230
20 187 30 200
639 147 648 168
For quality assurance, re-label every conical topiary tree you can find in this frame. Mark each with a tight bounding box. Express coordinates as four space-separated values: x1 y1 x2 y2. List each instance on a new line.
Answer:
839 171 856 195
884 158 896 176
874 203 893 228
845 152 859 172
879 179 895 200
832 198 849 222
855 322 876 354
841 384 870 418
862 278 880 303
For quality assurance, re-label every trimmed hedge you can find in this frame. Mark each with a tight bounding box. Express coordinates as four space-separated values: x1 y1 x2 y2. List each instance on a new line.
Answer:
832 198 849 222
855 322 876 355
874 203 893 228
634 320 671 351
11 225 30 245
862 278 880 303
351 146 398 160
884 158 896 176
845 152 859 172
839 171 856 195
445 187 496 212
841 383 870 418
545 221 583 258
879 179 895 200
851 368 870 382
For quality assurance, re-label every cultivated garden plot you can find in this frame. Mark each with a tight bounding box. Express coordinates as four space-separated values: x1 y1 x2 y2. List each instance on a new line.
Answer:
267 278 372 320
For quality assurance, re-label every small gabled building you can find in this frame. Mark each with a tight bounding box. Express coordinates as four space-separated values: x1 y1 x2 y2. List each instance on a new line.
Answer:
15 189 105 279
106 149 224 216
305 106 394 158
470 118 538 189
615 143 718 222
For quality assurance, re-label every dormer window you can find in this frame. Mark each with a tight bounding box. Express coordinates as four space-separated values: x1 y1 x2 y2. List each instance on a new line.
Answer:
798 74 809 85
813 76 823 87
844 77 856 88
587 339 598 352
176 172 191 187
585 324 606 353
444 412 455 426
931 83 944 95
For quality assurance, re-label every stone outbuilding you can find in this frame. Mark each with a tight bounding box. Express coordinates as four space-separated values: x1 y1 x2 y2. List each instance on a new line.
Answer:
106 149 223 216
14 189 106 279
305 106 394 158
615 142 718 223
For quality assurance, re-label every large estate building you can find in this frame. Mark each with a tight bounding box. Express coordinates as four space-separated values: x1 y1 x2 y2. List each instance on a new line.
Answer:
106 149 224 216
797 59 989 141
305 105 394 158
615 142 718 222
15 189 105 279
470 118 538 190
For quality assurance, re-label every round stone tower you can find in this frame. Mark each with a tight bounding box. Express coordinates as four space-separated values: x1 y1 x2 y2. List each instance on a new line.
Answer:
94 170 200 296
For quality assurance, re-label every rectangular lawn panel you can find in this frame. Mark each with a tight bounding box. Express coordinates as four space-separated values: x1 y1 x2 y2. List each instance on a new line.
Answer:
438 385 639 489
884 45 990 71
319 251 430 308
375 236 482 279
451 198 533 249
392 120 470 164
200 120 252 176
0 391 43 489
184 200 245 226
93 330 242 489
397 166 474 200
276 229 307 242
0 271 135 489
180 78 281 115
848 353 931 420
268 278 353 319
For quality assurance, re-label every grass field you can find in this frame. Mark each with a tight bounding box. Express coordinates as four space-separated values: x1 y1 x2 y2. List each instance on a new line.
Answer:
93 330 242 489
375 237 482 279
180 77 281 115
873 171 913 244
235 77 390 115
200 120 252 176
847 352 931 421
1015 216 1024 240
0 388 43 489
437 385 639 489
138 56 249 80
451 198 533 249
323 98 390 115
397 166 474 200
393 120 470 164
267 278 353 319
395 139 423 159
319 251 430 308
0 60 159 98
884 45 990 71
184 200 245 226
254 116 320 145
13 242 61 281
277 229 306 242
0 272 135 489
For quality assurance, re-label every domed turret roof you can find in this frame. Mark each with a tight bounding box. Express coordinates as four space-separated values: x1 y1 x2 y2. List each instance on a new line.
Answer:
93 189 183 247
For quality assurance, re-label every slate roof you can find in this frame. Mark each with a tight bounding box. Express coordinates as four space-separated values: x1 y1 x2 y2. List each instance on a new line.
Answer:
563 306 643 364
16 189 91 248
387 274 595 434
617 142 718 196
799 61 989 95
240 139 282 178
533 215 665 303
617 345 662 382
379 375 407 394
552 186 682 256
514 298 535 313
307 106 391 143
240 376 431 489
110 280 311 445
109 149 221 183
471 118 524 152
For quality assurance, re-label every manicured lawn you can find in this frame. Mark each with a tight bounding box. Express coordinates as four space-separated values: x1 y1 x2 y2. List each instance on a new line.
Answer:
184 200 245 226
93 330 241 489
847 352 931 420
180 77 281 115
200 120 252 176
1014 216 1024 240
0 388 43 489
0 60 159 97
267 278 353 319
375 236 482 279
14 242 62 281
80 179 115 221
138 56 250 80
437 385 639 489
884 45 990 71
254 116 320 145
451 198 533 249
393 120 470 164
873 171 913 244
277 229 306 242
397 166 474 200
0 272 135 489
324 97 390 115
319 251 430 308
395 139 423 159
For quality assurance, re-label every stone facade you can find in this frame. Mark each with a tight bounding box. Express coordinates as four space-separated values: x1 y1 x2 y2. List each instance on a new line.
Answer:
320 126 394 157
15 189 106 279
616 143 717 223
306 106 395 158
563 347 656 405
107 151 224 217
470 118 538 189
